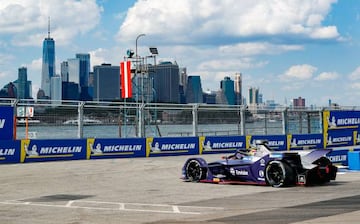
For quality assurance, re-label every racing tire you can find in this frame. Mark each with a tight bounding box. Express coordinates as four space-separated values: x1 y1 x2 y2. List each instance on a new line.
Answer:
265 160 295 187
185 159 207 182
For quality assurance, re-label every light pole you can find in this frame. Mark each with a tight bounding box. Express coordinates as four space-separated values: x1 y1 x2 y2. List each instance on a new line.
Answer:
136 34 146 58
135 34 145 137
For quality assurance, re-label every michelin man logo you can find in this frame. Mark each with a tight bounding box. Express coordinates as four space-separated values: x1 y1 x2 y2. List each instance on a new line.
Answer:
327 136 333 145
25 144 39 157
202 140 212 151
90 143 103 155
327 115 337 128
149 142 161 152
0 119 5 128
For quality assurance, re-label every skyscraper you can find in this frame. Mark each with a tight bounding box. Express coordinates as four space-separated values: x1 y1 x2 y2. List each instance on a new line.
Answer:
220 76 235 105
51 75 62 105
149 61 180 103
74 54 92 100
76 53 90 88
93 64 120 101
17 67 27 99
249 87 259 105
60 61 69 82
41 18 55 97
67 58 80 84
248 87 260 112
293 97 306 108
234 73 242 105
185 76 203 103
14 67 32 99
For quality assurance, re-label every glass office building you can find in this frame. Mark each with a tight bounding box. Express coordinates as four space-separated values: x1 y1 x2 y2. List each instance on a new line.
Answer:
41 36 55 97
93 64 120 101
76 53 90 88
234 73 242 105
149 61 180 103
51 76 62 105
220 76 235 105
185 76 203 103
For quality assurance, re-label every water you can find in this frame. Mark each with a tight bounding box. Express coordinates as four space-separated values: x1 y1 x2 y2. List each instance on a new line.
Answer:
15 119 320 139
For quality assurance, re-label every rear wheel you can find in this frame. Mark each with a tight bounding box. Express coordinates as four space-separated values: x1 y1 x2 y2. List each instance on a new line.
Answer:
185 159 207 182
265 161 295 187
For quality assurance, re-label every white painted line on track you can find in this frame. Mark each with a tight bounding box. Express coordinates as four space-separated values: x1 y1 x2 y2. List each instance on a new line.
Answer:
0 200 223 215
172 205 180 213
65 200 74 207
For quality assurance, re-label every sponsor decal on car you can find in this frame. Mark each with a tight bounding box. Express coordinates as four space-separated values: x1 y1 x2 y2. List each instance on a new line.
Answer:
230 168 249 176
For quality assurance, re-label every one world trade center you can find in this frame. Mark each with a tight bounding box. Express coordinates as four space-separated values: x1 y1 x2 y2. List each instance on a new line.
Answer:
41 18 55 97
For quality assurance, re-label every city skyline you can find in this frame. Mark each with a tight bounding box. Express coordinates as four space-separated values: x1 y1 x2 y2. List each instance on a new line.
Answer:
1 0 359 106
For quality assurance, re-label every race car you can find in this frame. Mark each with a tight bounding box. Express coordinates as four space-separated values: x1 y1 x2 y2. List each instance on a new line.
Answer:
182 140 337 187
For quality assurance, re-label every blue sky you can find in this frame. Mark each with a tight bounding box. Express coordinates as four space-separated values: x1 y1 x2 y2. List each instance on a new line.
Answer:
0 0 359 106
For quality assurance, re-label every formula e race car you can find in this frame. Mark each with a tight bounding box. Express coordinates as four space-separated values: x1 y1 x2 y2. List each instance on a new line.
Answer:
182 140 337 187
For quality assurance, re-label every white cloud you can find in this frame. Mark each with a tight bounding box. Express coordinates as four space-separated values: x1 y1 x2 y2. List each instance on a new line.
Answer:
350 82 360 89
197 58 267 71
26 58 42 71
219 42 304 56
116 0 340 44
0 0 102 46
315 72 339 81
89 48 112 68
280 64 317 81
349 66 360 80
0 53 14 65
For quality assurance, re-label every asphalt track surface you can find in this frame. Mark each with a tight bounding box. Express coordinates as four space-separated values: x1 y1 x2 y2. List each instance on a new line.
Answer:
0 154 359 224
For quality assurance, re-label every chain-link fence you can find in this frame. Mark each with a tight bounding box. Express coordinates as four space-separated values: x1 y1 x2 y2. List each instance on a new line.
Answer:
0 98 348 140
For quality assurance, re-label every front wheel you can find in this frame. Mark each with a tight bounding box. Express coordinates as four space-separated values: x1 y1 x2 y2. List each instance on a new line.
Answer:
185 159 207 182
265 160 295 187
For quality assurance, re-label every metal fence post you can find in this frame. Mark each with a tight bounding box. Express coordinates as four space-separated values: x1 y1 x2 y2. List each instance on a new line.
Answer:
240 106 245 135
138 103 145 137
192 104 199 136
282 108 288 134
11 99 19 140
78 101 84 138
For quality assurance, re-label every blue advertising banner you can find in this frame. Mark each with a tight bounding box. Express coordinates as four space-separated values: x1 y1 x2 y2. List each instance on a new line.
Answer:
325 129 353 148
287 134 323 150
247 135 287 151
0 140 20 164
323 110 360 132
146 137 199 157
200 136 246 154
21 139 87 163
0 106 14 140
87 138 146 159
326 148 360 166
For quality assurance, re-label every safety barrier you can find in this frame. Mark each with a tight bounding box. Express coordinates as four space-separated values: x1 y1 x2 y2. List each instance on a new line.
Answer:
0 135 359 166
2 104 360 167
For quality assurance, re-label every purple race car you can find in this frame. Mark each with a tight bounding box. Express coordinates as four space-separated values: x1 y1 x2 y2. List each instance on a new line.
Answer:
182 140 337 187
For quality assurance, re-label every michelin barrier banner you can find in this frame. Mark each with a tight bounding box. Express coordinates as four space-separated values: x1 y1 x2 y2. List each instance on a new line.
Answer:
87 138 146 159
246 135 287 151
323 110 360 132
200 136 246 154
325 129 353 148
146 137 199 157
21 139 87 163
327 148 360 166
0 106 14 140
287 134 323 150
323 110 360 148
0 140 20 164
